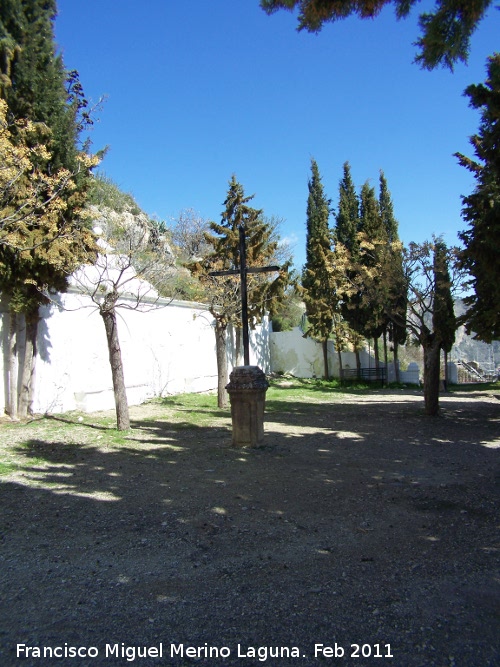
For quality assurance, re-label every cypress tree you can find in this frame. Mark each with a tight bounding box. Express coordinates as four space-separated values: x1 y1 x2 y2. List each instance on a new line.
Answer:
379 171 398 243
333 161 362 374
433 240 456 388
359 180 383 241
358 180 388 370
379 171 407 380
334 161 359 252
302 158 334 379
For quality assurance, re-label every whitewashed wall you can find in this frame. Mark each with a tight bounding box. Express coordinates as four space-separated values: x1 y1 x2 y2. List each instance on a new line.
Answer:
270 327 421 383
270 327 370 378
0 289 270 415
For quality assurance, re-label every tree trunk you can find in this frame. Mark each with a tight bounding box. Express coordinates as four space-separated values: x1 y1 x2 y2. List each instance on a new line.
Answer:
100 307 130 430
235 326 244 366
444 349 449 391
355 350 361 378
6 311 18 419
215 319 229 409
322 339 329 380
18 311 39 418
423 336 442 416
337 348 343 380
382 330 388 385
393 342 400 384
374 336 380 370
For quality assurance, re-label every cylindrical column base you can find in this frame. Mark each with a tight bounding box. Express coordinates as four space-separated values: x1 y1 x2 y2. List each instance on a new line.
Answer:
226 366 269 447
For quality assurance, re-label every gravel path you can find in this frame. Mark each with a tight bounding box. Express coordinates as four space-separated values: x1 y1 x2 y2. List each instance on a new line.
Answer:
0 389 499 667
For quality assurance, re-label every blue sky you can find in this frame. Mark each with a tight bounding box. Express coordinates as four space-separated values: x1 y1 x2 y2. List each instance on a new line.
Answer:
55 1 498 269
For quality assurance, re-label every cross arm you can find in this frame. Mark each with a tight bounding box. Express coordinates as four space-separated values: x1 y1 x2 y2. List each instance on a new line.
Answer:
246 266 280 274
209 265 280 277
208 269 239 277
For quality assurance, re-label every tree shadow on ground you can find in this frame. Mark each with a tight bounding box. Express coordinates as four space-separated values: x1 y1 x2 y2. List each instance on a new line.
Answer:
0 391 499 666
5 390 499 502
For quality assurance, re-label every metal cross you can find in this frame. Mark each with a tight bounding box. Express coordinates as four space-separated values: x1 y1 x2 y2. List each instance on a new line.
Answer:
209 223 279 366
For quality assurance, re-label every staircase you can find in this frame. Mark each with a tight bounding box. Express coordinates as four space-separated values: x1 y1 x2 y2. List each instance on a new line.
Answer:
456 360 493 383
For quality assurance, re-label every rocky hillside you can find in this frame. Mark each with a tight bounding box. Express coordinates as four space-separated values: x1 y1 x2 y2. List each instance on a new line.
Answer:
452 300 499 371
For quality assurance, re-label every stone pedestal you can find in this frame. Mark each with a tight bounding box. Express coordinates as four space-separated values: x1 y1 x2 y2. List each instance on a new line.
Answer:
226 366 269 447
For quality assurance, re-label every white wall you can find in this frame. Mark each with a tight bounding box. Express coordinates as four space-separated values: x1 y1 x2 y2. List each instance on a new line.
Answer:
270 327 421 383
270 327 371 378
0 289 270 415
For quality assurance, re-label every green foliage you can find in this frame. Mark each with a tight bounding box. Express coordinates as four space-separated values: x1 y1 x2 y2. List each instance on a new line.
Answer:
191 175 291 326
380 171 407 348
456 54 500 343
302 159 335 342
87 172 142 214
0 461 17 475
0 0 97 319
304 159 331 265
332 166 407 353
334 162 359 252
402 240 461 345
379 171 398 243
270 287 303 331
433 240 457 354
0 0 84 170
333 162 364 337
158 393 223 426
187 175 291 406
359 181 382 241
448 381 500 393
260 0 493 70
266 375 376 400
358 179 389 340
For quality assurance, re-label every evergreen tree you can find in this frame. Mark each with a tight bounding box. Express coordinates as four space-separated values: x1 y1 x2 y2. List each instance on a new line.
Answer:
333 167 407 380
302 158 335 379
260 0 493 70
358 180 387 370
433 239 457 387
189 176 289 407
333 161 363 374
379 171 407 379
334 161 359 251
1 0 83 168
456 54 500 343
0 0 97 417
359 181 383 241
379 171 398 243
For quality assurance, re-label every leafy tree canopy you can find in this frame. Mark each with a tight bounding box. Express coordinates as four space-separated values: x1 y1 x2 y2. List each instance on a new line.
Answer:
0 97 98 315
260 0 494 70
189 175 291 327
456 53 500 342
433 239 457 354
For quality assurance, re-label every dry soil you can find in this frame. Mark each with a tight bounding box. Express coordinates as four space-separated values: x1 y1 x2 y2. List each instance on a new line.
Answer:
0 387 499 667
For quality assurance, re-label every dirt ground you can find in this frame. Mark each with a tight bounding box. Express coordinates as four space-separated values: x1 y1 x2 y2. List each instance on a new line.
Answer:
0 387 499 667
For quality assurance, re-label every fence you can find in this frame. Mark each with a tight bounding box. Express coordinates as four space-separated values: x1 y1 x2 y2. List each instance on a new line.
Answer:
341 367 387 383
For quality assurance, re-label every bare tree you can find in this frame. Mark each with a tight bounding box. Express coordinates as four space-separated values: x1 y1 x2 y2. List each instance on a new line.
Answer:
402 240 462 415
170 208 211 262
72 208 175 429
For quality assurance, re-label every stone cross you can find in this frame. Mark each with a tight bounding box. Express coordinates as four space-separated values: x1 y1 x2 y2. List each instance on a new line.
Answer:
209 223 279 366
